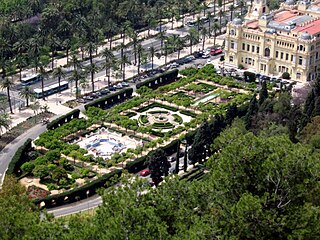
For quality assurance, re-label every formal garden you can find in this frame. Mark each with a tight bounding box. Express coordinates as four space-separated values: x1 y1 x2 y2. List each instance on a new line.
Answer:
8 65 256 206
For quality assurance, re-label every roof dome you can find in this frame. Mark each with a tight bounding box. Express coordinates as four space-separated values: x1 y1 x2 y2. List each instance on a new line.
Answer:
285 0 296 5
232 18 242 25
300 32 312 40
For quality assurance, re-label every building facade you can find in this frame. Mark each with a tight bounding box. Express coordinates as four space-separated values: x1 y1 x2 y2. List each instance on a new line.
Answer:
225 0 320 82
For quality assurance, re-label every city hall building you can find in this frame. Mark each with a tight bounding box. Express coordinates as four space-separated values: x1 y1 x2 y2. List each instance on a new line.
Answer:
224 0 320 82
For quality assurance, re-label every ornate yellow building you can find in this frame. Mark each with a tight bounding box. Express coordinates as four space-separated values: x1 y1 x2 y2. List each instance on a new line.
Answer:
225 0 320 82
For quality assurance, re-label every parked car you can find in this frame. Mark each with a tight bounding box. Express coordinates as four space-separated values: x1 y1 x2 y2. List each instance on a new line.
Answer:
169 62 179 68
115 83 123 89
202 53 210 58
100 89 110 95
121 82 129 87
140 169 150 177
200 16 209 23
109 86 116 91
193 51 202 58
185 55 195 62
210 49 223 56
187 19 197 27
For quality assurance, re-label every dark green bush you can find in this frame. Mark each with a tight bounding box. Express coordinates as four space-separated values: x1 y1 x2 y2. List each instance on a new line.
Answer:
7 139 32 176
47 109 80 130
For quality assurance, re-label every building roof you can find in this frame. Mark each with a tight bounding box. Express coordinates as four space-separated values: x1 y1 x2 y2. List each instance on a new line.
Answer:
294 18 320 35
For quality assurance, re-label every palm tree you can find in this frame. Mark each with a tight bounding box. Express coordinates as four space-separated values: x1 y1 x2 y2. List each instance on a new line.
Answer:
0 113 11 135
28 36 41 72
148 46 156 70
213 23 220 47
0 37 11 79
176 38 185 60
129 30 139 65
53 66 65 94
39 66 47 100
80 78 89 95
137 44 145 75
200 27 209 51
70 54 81 70
19 86 34 107
120 54 131 81
15 54 27 82
85 41 96 65
0 78 14 114
101 48 115 86
71 70 83 99
157 31 167 51
218 9 224 34
187 28 199 54
30 101 40 123
207 12 213 37
87 63 99 93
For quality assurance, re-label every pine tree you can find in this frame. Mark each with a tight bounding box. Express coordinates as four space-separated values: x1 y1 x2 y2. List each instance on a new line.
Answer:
258 81 268 105
244 94 258 129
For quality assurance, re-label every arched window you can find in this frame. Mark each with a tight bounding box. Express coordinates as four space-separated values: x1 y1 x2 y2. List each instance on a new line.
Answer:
264 48 270 57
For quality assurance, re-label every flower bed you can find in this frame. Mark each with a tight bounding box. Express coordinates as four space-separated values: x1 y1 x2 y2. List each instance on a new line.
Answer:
27 185 50 200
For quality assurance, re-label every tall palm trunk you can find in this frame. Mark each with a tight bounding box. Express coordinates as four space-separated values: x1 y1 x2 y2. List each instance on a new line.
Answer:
7 87 13 114
75 80 79 99
41 78 44 100
91 71 95 92
58 76 61 94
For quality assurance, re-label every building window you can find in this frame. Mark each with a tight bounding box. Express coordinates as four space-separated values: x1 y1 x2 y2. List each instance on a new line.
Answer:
280 52 284 59
291 55 293 61
231 41 235 49
230 29 235 35
311 45 314 51
298 56 303 65
316 52 319 60
229 56 234 62
297 73 301 79
299 45 304 51
247 44 250 51
242 43 245 50
252 45 255 52
276 51 279 58
265 48 270 57
286 53 289 60
257 47 260 53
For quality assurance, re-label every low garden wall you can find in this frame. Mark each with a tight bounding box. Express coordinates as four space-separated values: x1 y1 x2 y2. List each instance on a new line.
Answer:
84 88 133 110
47 109 80 130
136 69 179 90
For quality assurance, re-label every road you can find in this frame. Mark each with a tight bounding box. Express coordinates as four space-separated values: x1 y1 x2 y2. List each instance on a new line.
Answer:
47 194 102 217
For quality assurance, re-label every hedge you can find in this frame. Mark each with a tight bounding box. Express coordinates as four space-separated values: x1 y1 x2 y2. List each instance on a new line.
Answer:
33 169 122 208
137 102 178 113
6 138 32 176
179 110 197 118
136 69 179 90
152 122 174 129
125 139 179 173
84 88 133 110
47 109 80 130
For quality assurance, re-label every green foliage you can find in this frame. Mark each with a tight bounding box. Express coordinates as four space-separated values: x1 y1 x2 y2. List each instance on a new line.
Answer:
282 72 290 79
243 71 256 82
173 114 183 124
20 162 35 173
137 102 178 112
47 109 80 130
7 138 32 176
136 69 179 89
138 114 149 124
179 110 197 117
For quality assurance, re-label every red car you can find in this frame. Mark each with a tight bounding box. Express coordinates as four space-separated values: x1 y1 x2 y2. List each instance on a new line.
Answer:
210 49 223 56
140 169 150 177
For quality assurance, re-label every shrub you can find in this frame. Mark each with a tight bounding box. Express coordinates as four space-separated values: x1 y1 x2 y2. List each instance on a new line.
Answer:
282 72 290 79
7 138 32 176
173 114 183 124
21 162 35 173
137 102 178 112
244 71 256 82
47 109 80 130
139 115 149 124
180 110 197 118
33 170 122 208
